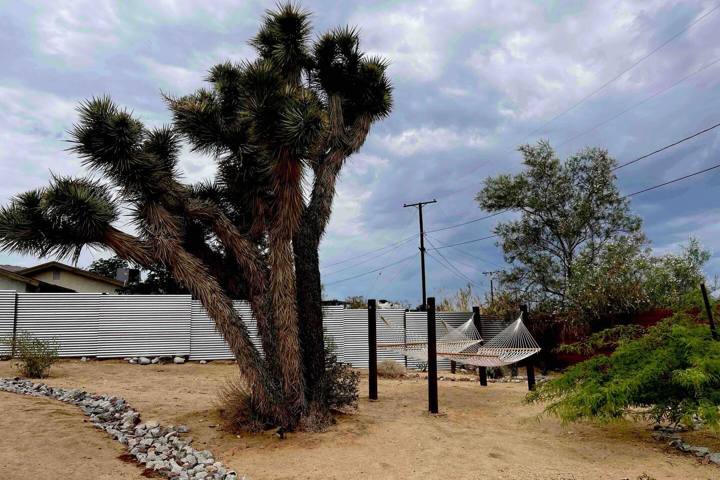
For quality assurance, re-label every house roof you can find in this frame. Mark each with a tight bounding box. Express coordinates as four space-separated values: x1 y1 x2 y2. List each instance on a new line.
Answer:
18 261 125 287
0 267 40 287
0 266 75 292
0 264 24 272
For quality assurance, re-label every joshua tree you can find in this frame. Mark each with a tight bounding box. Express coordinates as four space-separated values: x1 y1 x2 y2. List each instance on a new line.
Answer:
0 4 391 429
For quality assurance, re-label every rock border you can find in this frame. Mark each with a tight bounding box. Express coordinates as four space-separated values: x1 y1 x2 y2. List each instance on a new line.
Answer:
652 426 720 466
0 378 246 480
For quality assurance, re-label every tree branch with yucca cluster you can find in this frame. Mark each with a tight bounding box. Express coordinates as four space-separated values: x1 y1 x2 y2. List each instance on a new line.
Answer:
0 3 392 430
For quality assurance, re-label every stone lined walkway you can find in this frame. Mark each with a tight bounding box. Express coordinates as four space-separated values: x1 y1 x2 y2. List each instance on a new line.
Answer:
0 378 246 480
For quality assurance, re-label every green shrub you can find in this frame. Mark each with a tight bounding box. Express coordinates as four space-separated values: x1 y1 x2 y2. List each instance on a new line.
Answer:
377 359 405 378
317 336 360 412
556 324 645 355
2 331 59 378
528 315 720 429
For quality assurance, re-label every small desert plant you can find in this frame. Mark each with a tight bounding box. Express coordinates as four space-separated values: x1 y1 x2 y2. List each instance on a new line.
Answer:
2 331 59 378
316 336 360 412
217 378 271 433
377 359 405 378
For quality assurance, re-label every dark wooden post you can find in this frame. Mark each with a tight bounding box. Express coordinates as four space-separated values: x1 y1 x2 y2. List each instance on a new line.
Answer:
450 360 456 374
473 306 487 386
427 297 439 414
368 299 378 400
521 304 536 391
10 292 18 357
701 283 718 341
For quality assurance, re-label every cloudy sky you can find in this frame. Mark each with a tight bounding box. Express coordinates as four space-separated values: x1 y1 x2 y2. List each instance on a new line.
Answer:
1 0 720 306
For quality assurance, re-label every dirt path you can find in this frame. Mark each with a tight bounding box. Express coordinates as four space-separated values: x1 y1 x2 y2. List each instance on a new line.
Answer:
0 391 143 479
0 359 715 480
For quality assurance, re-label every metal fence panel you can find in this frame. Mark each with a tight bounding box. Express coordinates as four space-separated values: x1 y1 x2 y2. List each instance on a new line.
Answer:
16 293 101 357
97 295 191 358
341 308 369 367
0 291 16 355
189 300 233 360
376 309 406 365
323 305 345 361
189 300 259 360
479 315 511 342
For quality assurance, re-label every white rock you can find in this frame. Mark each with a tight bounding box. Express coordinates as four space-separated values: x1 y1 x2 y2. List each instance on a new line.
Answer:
151 357 160 364
139 357 151 365
80 356 88 362
199 360 207 364
174 356 186 364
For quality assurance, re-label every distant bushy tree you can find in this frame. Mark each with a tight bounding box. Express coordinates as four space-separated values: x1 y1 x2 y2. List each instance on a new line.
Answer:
477 142 643 311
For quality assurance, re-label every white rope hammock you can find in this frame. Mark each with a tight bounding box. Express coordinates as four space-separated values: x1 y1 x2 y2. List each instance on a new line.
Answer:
377 314 540 367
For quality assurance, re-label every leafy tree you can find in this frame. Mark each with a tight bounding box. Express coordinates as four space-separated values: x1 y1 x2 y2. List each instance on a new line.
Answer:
437 284 483 312
528 315 720 429
477 142 643 311
88 256 127 280
0 4 391 429
89 256 188 294
644 237 710 308
568 237 710 327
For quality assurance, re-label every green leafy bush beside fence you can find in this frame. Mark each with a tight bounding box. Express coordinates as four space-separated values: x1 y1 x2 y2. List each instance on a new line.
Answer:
528 315 720 429
1 331 59 378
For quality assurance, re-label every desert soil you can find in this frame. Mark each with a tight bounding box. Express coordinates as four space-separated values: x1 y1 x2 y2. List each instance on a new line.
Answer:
0 359 716 480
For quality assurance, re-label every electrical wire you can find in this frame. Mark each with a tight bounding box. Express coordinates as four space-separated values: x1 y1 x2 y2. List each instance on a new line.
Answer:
322 234 417 276
613 121 720 171
525 3 720 139
557 56 720 148
324 253 418 286
626 161 720 197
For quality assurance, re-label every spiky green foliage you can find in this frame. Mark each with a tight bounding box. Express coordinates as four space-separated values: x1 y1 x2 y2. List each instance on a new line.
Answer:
0 176 117 262
528 315 720 428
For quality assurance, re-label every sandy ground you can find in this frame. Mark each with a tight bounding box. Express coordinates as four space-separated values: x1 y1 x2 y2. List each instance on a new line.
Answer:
0 360 717 480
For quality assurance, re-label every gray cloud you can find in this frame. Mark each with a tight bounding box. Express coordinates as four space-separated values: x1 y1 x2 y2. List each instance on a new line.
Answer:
1 0 719 305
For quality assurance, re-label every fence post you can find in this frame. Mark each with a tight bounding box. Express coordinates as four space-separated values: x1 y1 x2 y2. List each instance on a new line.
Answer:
701 283 718 341
427 297 439 414
521 304 536 391
10 292 18 357
473 306 487 386
368 299 378 400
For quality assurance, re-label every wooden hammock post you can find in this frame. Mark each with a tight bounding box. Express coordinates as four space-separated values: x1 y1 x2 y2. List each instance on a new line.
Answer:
521 304 536 391
473 306 487 386
368 299 378 400
701 283 718 341
427 297 439 414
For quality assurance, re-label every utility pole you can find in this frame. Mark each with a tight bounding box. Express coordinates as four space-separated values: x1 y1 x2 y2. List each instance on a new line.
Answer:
482 270 501 303
404 199 437 311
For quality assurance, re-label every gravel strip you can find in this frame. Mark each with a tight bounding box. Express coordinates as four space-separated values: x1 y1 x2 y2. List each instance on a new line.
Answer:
0 377 247 480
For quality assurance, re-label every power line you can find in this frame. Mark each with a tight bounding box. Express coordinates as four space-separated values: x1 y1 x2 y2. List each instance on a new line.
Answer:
426 251 482 289
428 234 499 250
324 253 418 286
425 236 482 285
613 121 720 171
321 232 418 269
322 235 416 276
557 56 720 148
425 211 505 233
626 161 720 197
526 3 720 139
426 233 504 269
